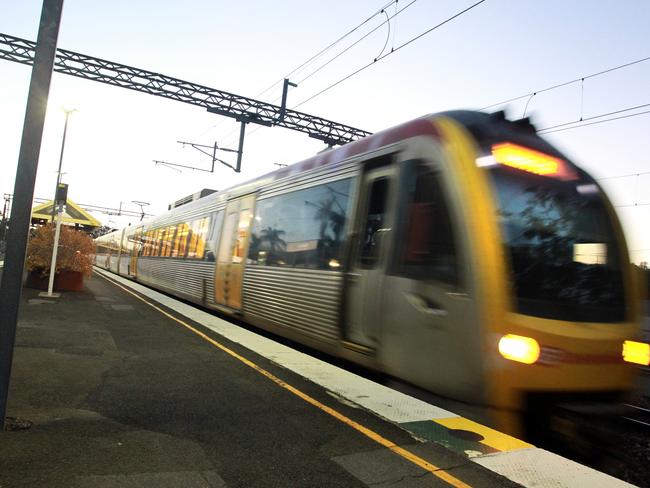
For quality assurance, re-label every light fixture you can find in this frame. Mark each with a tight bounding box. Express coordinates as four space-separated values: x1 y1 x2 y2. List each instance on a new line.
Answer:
498 334 541 365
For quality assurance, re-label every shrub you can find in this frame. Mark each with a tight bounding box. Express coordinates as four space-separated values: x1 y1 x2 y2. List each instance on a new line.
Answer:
26 224 94 277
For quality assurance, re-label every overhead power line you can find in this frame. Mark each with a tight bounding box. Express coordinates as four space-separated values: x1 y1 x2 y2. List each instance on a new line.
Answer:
255 0 400 101
539 107 650 134
481 55 650 111
193 1 401 141
597 170 650 181
293 0 487 110
293 0 419 87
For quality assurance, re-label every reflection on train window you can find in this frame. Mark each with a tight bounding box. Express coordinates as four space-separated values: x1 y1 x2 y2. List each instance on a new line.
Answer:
151 229 161 256
360 177 389 267
187 217 210 259
140 218 210 259
394 160 458 284
204 210 224 261
232 209 252 263
162 226 175 257
489 166 625 322
248 178 353 269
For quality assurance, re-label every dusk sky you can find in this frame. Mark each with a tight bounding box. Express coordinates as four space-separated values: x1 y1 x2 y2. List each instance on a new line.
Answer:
2 0 649 263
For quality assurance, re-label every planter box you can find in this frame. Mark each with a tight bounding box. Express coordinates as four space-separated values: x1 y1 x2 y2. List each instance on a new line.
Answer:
25 269 85 292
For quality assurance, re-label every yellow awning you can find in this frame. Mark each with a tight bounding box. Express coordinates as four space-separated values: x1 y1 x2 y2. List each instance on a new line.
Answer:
31 199 101 227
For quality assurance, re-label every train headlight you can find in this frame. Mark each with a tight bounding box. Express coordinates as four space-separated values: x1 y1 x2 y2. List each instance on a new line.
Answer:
498 334 540 365
622 341 650 366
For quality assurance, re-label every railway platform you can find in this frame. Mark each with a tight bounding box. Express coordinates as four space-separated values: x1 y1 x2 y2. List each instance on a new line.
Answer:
0 267 635 487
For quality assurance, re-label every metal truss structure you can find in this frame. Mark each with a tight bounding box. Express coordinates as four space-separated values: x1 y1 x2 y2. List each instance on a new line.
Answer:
0 33 372 149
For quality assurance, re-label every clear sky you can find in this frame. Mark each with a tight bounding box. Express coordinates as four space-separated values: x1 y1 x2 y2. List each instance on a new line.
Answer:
2 0 649 263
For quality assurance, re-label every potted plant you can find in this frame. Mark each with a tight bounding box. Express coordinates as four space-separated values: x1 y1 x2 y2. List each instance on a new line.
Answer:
25 224 94 291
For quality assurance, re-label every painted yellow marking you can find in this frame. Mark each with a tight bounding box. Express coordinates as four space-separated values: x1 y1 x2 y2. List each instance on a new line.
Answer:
95 271 472 488
434 417 533 452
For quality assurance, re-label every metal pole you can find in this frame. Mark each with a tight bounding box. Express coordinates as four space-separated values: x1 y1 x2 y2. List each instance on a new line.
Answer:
44 204 63 297
235 120 247 173
50 108 74 222
278 78 297 122
0 195 9 243
0 0 65 430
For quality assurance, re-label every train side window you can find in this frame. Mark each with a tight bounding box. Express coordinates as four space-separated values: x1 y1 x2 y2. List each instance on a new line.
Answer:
360 177 389 268
146 230 154 256
159 228 168 257
151 229 161 257
394 160 459 284
186 217 209 259
141 231 149 256
248 178 353 269
195 217 210 259
204 211 223 262
162 226 173 257
175 223 190 258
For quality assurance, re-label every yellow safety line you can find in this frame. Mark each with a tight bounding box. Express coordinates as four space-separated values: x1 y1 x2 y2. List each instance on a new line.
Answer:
95 270 472 488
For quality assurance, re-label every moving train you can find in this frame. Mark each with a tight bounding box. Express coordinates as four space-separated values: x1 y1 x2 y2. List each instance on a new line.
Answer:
95 110 647 442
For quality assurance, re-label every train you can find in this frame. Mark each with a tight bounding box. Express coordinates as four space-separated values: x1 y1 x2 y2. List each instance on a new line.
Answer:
94 110 648 444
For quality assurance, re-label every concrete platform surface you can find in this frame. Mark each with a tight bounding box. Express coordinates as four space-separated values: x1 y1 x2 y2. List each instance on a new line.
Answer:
0 272 521 488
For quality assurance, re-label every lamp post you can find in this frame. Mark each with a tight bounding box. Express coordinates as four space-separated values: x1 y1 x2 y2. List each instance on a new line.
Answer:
50 108 76 222
42 107 75 298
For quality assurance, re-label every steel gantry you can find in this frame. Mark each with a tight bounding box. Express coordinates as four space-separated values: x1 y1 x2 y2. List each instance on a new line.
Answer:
0 32 372 170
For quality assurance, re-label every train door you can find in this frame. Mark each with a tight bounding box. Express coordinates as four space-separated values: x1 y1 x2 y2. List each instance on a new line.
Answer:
378 158 478 398
116 228 126 274
214 194 256 311
129 226 142 278
344 163 395 350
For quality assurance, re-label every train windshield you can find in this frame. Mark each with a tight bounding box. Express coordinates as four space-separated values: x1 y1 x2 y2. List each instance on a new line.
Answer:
487 162 626 323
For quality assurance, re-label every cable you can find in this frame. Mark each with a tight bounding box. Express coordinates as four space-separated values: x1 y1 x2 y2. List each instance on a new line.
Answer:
539 108 650 134
294 0 487 110
188 1 398 141
191 1 400 143
539 102 650 132
293 0 418 88
597 171 650 181
254 0 399 102
480 55 650 111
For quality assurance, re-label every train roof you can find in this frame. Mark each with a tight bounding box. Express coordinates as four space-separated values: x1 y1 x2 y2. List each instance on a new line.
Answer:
100 109 556 235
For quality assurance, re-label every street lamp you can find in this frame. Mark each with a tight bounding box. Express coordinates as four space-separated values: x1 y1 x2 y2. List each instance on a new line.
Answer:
41 108 76 298
50 107 77 222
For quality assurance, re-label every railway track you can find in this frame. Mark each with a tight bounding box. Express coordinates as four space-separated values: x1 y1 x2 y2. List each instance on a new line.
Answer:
622 402 650 430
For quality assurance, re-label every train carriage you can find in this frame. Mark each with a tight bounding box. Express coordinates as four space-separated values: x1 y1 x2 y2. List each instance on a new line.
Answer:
95 110 646 441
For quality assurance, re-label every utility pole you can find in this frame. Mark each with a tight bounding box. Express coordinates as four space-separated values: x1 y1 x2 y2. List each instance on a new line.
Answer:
0 0 65 431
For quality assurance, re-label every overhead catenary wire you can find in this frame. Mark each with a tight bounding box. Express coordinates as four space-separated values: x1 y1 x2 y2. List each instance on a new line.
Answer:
538 102 650 132
539 108 650 134
191 1 399 141
293 0 488 110
255 0 400 101
219 1 422 150
480 55 650 111
597 170 650 181
293 0 419 88
221 0 482 150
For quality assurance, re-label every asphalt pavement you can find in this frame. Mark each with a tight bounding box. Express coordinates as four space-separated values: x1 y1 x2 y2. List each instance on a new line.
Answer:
0 272 518 488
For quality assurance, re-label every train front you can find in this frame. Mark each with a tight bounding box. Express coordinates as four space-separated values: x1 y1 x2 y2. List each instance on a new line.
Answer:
445 111 648 451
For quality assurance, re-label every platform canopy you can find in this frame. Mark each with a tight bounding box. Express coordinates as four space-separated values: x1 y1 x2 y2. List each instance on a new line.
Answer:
31 199 101 229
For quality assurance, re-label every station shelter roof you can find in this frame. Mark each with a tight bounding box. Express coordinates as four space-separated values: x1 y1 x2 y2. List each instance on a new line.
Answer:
31 199 102 228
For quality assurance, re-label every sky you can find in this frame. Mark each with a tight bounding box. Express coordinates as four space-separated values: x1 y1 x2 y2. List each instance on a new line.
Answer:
1 0 649 264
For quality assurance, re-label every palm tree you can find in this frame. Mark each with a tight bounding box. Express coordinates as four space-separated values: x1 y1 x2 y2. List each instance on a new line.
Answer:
260 226 286 251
